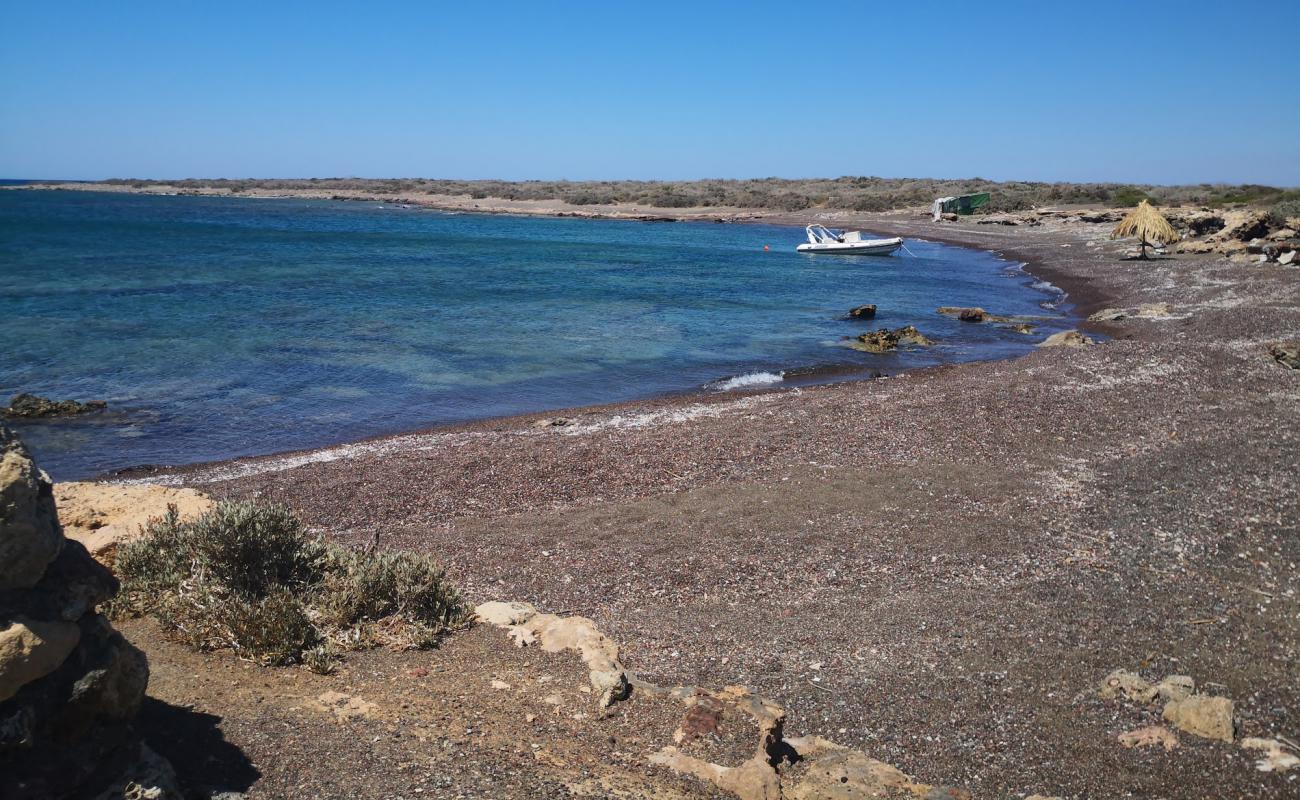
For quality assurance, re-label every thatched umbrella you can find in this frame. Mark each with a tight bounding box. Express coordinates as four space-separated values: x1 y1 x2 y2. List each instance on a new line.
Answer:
1112 200 1179 259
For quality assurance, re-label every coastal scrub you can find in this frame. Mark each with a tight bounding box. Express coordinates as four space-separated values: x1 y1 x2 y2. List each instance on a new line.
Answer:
112 501 469 670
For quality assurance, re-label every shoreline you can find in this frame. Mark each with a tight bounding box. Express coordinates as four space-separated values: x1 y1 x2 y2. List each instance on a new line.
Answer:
6 186 1099 483
35 196 1300 797
94 264 1077 485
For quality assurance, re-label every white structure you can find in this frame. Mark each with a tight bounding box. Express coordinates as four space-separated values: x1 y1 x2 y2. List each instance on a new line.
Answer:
796 225 904 256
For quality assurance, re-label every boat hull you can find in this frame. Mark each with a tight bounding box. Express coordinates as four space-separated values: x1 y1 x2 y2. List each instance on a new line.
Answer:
796 237 903 256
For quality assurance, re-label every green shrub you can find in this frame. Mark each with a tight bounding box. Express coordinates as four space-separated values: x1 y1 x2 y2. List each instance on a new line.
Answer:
1108 186 1150 208
115 501 470 667
1268 191 1300 226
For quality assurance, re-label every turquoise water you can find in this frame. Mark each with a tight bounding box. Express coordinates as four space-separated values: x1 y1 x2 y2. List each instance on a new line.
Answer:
0 190 1071 479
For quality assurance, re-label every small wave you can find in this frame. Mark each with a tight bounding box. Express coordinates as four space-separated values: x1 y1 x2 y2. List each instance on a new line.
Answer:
1031 278 1068 309
710 370 785 391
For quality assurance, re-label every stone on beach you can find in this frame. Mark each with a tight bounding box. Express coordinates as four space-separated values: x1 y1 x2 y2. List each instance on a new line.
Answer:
1118 725 1180 751
1161 695 1234 743
1038 330 1095 348
1270 342 1300 369
1240 738 1300 773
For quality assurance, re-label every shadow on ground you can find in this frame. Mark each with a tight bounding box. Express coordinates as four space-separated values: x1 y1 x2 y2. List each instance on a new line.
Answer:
137 697 260 796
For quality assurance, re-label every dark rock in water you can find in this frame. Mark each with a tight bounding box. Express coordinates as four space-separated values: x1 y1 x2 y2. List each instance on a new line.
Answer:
0 425 174 799
849 326 934 353
938 306 987 322
3 393 107 419
937 306 1014 324
1270 342 1300 369
848 304 877 319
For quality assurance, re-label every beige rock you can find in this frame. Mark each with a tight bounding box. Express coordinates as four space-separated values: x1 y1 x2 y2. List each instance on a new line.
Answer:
1119 725 1180 751
1137 302 1173 317
0 429 64 590
0 616 81 702
54 482 213 567
1271 342 1300 369
475 600 538 626
1039 330 1095 348
783 736 965 799
1162 695 1234 742
1098 669 1153 701
649 745 781 800
1088 308 1128 321
1151 674 1195 703
1240 737 1299 773
475 600 629 707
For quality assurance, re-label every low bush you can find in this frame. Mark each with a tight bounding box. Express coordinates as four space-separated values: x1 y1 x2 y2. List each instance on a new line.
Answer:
1268 191 1300 226
114 501 470 669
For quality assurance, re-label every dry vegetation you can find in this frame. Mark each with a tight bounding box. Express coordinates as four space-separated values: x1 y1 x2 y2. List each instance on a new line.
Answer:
85 176 1300 214
111 501 470 673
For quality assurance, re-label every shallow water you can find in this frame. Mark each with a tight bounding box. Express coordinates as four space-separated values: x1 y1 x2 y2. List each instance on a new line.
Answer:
0 190 1071 479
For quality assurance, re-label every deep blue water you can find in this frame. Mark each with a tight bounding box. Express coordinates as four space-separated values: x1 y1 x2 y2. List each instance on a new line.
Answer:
0 190 1071 479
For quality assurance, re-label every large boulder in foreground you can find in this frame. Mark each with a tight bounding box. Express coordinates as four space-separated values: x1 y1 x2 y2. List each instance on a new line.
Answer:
0 425 173 799
0 428 64 590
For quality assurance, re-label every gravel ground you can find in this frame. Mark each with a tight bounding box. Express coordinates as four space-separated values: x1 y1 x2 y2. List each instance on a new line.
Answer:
142 215 1298 798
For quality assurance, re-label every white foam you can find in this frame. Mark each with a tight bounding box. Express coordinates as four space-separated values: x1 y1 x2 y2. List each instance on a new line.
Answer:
711 371 785 391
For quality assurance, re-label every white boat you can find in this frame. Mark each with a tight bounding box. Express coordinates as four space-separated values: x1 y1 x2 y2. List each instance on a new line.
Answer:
796 224 903 256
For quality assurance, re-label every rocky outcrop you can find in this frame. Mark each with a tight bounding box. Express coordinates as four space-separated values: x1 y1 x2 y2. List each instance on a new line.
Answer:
2 394 107 419
1 430 63 590
847 304 876 319
0 426 169 799
476 600 968 800
848 326 934 353
54 482 213 568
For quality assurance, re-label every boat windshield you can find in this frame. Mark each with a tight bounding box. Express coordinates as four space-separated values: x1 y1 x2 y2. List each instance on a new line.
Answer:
807 225 841 244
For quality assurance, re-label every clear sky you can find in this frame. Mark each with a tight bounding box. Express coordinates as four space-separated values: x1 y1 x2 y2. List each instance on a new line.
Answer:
2 0 1297 185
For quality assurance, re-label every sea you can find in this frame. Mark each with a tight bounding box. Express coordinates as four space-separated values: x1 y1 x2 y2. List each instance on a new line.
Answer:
0 189 1072 479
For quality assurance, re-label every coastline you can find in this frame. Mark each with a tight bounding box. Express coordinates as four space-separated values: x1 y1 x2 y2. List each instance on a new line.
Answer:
16 185 1300 797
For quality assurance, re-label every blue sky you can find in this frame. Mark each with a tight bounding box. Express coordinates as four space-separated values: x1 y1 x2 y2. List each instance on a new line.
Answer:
2 1 1297 184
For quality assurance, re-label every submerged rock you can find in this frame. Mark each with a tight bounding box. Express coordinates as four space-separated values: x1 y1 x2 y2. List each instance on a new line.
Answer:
938 306 988 322
847 304 877 319
849 326 934 353
3 393 107 419
1001 323 1037 334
